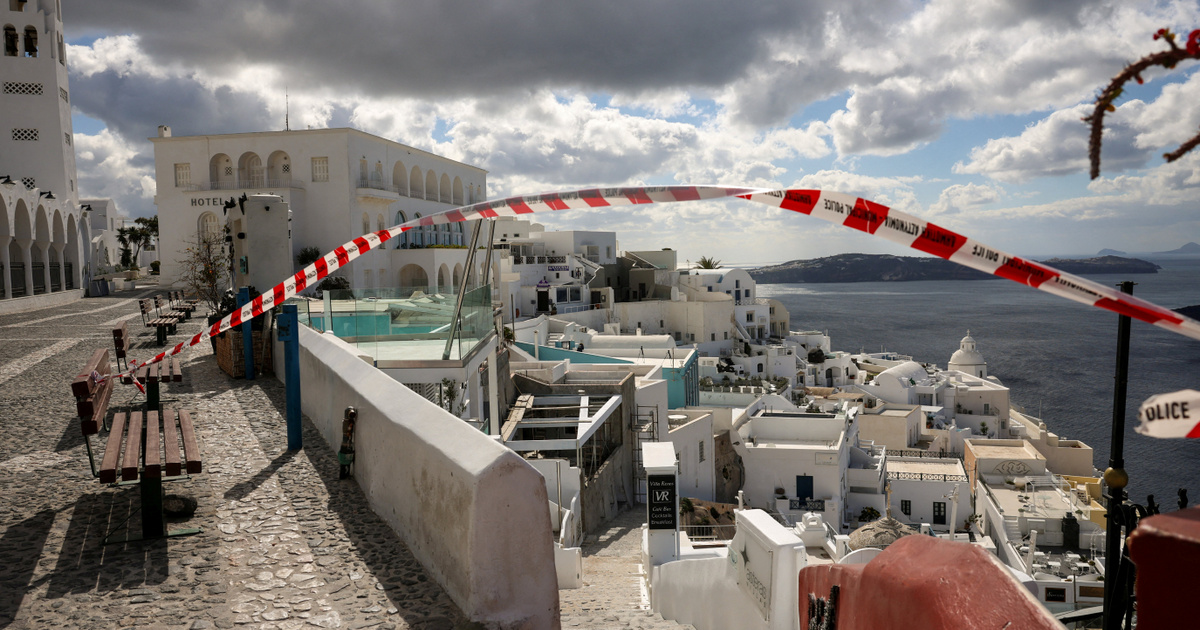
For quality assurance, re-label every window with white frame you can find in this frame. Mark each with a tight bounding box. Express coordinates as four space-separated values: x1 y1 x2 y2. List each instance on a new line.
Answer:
311 157 329 182
174 163 191 188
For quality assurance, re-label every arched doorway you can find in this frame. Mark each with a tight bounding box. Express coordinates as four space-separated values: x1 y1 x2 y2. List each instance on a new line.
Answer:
399 264 428 290
210 153 234 188
238 152 264 187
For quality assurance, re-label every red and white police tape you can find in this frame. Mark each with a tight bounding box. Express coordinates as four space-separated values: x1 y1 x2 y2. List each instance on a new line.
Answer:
1137 390 1200 438
118 185 1200 435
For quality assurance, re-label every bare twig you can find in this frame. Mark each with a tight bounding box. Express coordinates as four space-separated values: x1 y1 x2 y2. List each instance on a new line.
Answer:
1086 29 1200 179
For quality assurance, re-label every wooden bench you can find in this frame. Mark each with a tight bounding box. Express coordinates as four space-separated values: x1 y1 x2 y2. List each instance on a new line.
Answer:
112 322 129 371
170 291 199 317
139 298 178 346
155 294 189 322
122 357 184 412
71 348 203 542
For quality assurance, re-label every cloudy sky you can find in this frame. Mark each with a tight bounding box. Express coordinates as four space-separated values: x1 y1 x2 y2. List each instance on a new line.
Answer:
61 0 1200 265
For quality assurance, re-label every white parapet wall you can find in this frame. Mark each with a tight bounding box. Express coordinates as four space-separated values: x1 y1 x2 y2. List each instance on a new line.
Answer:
651 509 806 630
288 326 561 629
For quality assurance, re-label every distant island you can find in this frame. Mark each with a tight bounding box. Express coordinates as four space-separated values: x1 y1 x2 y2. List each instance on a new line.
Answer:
748 253 1159 283
1038 256 1161 275
1095 242 1199 258
1176 305 1200 320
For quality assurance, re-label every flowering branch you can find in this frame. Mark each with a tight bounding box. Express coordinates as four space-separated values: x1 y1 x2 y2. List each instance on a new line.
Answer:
1086 28 1200 179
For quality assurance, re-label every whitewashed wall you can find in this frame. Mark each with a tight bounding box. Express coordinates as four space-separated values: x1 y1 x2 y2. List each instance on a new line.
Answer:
652 510 806 630
284 327 560 628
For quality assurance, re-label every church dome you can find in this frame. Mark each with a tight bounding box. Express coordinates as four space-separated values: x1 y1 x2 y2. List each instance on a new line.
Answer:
949 330 986 372
848 516 919 551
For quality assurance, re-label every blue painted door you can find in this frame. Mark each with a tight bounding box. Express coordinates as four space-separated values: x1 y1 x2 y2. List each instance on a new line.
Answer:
796 475 814 501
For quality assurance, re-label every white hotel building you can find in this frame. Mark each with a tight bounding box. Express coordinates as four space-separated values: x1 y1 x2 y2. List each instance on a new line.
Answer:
152 127 489 292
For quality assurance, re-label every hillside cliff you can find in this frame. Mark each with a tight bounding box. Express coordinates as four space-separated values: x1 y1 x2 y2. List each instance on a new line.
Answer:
749 253 1159 283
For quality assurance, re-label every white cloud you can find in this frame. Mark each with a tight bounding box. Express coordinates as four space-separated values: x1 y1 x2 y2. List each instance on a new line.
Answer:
956 72 1200 182
74 129 156 215
929 183 1002 216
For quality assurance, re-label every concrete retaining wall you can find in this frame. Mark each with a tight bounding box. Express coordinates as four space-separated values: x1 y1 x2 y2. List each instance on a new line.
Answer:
0 288 84 315
289 326 560 629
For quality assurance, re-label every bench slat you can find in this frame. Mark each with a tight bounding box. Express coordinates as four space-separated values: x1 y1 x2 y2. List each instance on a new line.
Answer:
99 411 127 484
144 410 162 479
170 358 182 382
121 411 143 482
163 407 182 477
178 409 202 475
71 348 109 400
81 377 113 436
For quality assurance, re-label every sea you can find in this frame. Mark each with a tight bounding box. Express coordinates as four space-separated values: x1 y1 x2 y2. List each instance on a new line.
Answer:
756 258 1200 510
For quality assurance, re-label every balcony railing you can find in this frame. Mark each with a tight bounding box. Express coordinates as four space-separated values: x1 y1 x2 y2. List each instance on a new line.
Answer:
886 470 969 483
682 523 737 541
790 498 826 511
185 179 304 192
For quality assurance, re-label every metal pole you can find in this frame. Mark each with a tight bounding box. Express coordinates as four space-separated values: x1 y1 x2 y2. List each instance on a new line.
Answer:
280 304 302 450
442 219 484 361
1102 280 1134 630
238 287 255 380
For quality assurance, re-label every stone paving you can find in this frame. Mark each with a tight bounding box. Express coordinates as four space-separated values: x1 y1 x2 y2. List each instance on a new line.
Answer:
559 509 693 629
0 289 697 630
0 290 466 630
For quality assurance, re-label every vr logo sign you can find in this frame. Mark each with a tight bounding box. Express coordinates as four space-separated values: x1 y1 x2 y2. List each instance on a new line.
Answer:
648 475 677 530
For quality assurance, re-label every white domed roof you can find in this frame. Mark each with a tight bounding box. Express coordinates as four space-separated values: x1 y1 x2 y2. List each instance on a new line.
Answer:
949 330 985 368
949 347 985 366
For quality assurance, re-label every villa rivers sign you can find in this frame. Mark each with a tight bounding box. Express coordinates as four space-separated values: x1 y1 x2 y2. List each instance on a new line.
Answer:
647 475 676 530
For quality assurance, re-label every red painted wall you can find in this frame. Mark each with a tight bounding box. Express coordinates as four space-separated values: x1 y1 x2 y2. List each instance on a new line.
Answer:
798 535 1062 629
1128 506 1200 629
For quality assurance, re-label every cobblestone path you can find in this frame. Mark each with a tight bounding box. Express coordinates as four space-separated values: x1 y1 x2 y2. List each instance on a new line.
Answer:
0 290 467 630
559 508 693 629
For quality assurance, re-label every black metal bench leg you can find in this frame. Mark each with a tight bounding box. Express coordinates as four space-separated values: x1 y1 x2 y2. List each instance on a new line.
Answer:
141 476 166 539
156 324 167 346
147 381 160 412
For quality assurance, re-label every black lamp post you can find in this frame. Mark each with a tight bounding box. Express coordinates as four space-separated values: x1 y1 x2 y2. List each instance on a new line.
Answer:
1102 280 1134 630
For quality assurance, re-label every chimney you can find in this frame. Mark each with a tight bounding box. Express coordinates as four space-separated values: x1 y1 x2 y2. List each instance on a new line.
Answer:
157 125 171 138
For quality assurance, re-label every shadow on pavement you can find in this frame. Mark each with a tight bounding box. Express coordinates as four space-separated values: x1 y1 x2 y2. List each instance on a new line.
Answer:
0 509 56 629
45 490 168 599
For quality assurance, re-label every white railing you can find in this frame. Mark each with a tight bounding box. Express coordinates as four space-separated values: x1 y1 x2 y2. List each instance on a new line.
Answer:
186 178 303 192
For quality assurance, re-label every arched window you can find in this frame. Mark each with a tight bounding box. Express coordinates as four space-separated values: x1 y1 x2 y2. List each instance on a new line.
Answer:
395 210 408 248
410 166 423 198
4 25 18 57
238 152 263 187
452 177 464 205
376 213 384 234
372 161 383 185
210 153 233 187
425 171 438 201
440 173 452 203
267 150 291 183
361 213 370 236
198 212 220 241
22 26 36 57
393 161 408 196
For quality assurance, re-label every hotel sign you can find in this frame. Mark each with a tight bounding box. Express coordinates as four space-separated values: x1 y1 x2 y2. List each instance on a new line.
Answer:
647 475 677 530
190 197 227 207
